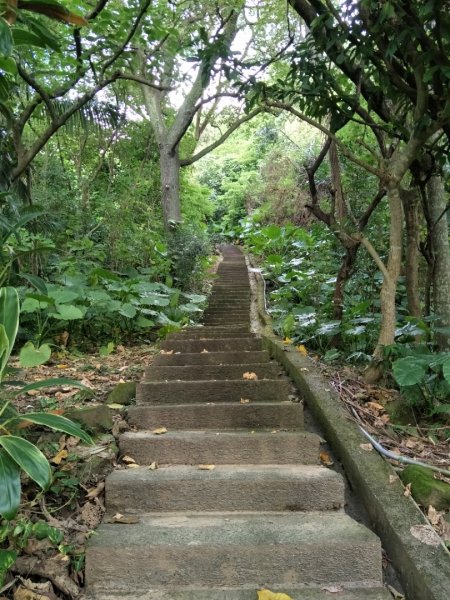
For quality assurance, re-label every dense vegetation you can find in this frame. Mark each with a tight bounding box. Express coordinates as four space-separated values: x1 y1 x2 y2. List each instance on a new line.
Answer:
1 0 450 593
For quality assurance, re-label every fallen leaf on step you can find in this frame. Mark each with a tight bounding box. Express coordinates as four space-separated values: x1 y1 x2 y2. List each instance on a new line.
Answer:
271 429 278 434
107 403 124 409
198 464 215 470
319 451 334 466
160 350 174 355
282 338 292 345
148 461 158 470
240 398 251 404
296 344 308 355
410 524 441 546
366 401 384 412
404 483 412 497
321 585 343 593
50 449 68 465
387 585 405 599
427 505 442 526
389 474 399 484
110 513 140 524
359 443 373 452
122 455 136 464
201 349 209 353
243 371 258 380
152 427 168 435
257 589 293 600
127 463 140 469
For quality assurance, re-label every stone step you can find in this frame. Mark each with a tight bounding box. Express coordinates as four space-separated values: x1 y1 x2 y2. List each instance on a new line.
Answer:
169 331 254 339
206 302 249 309
85 512 382 593
159 338 261 353
204 319 250 326
144 363 282 381
119 430 321 465
106 464 345 513
202 312 250 321
137 379 291 404
128 402 304 430
86 587 393 600
153 351 270 365
181 325 250 334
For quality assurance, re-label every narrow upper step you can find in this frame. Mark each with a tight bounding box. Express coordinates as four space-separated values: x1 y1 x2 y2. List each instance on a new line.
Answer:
85 512 383 593
159 338 261 353
106 464 345 513
144 363 282 381
119 430 322 465
153 351 270 365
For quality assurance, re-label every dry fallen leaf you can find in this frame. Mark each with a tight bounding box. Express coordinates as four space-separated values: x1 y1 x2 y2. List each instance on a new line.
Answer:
366 401 384 412
85 481 105 499
282 338 292 345
359 443 373 452
160 349 174 355
149 461 158 470
243 371 258 380
257 589 293 600
152 427 168 435
403 483 412 497
427 505 442 526
296 344 308 355
319 451 334 466
389 474 399 484
127 463 140 469
386 584 405 599
122 455 136 464
110 513 140 524
201 348 209 353
107 403 124 409
198 464 215 470
321 585 344 593
410 524 441 546
240 398 251 404
50 449 68 465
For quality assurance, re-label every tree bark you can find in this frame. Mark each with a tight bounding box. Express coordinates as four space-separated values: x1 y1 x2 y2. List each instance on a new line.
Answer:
428 175 450 349
328 140 346 221
160 147 182 226
401 187 422 318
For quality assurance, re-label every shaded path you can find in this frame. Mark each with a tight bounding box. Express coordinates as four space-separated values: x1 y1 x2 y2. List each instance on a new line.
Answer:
85 245 390 599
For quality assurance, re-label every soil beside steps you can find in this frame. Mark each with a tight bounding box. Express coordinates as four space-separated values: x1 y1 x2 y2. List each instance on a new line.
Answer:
84 245 391 600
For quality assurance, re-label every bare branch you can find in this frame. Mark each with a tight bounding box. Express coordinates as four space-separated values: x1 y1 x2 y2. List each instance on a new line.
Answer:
117 72 171 91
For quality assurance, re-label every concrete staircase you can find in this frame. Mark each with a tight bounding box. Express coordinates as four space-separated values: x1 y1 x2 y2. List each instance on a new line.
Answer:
85 246 391 599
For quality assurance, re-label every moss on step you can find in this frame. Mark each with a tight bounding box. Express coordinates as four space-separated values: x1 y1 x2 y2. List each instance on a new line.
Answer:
107 382 136 405
400 465 450 510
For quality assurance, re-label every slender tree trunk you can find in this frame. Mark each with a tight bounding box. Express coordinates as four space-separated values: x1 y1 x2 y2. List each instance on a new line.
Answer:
428 175 450 349
401 187 421 318
160 147 182 228
365 184 404 382
330 242 360 347
328 140 346 221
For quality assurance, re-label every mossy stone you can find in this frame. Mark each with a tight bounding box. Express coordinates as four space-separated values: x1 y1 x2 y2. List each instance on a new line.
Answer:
400 465 450 510
65 405 113 434
107 382 136 405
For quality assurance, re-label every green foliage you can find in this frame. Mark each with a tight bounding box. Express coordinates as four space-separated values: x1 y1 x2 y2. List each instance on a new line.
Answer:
168 225 211 292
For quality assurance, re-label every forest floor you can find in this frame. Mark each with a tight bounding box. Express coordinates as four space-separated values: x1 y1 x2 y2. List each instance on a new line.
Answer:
4 343 450 599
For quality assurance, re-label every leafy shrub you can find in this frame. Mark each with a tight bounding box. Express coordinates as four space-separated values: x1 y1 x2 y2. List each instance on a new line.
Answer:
168 225 211 292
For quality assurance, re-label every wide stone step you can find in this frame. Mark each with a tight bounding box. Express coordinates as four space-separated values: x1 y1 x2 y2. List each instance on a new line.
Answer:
85 512 382 593
181 325 250 334
87 587 393 600
119 430 321 465
159 338 261 353
128 401 304 430
106 464 345 513
153 351 270 365
204 318 250 326
137 379 291 404
169 331 254 339
144 363 281 381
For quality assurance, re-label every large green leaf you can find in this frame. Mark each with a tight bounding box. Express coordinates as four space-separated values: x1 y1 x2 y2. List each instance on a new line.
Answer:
392 357 426 387
442 357 450 384
19 273 48 295
0 435 51 490
0 449 20 520
0 56 17 75
118 303 137 319
19 341 51 368
0 287 19 379
12 28 48 48
9 412 92 445
52 304 84 320
10 377 90 397
0 18 13 57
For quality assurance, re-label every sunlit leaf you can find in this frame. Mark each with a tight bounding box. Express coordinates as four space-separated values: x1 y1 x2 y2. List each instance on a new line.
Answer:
0 435 52 489
8 412 92 444
0 449 20 520
19 341 51 367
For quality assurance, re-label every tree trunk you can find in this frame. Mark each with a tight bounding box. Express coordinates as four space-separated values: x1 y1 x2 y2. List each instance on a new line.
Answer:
401 187 421 318
328 140 346 221
428 175 450 349
330 242 360 347
160 147 182 229
365 184 404 382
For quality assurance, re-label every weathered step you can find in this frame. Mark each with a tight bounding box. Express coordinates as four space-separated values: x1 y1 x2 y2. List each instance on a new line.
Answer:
159 338 260 353
204 319 250 326
202 312 250 321
106 464 345 513
119 430 321 464
153 351 270 365
169 331 254 339
86 512 382 593
128 402 304 430
87 587 393 600
137 379 291 404
144 363 281 381
181 325 250 334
